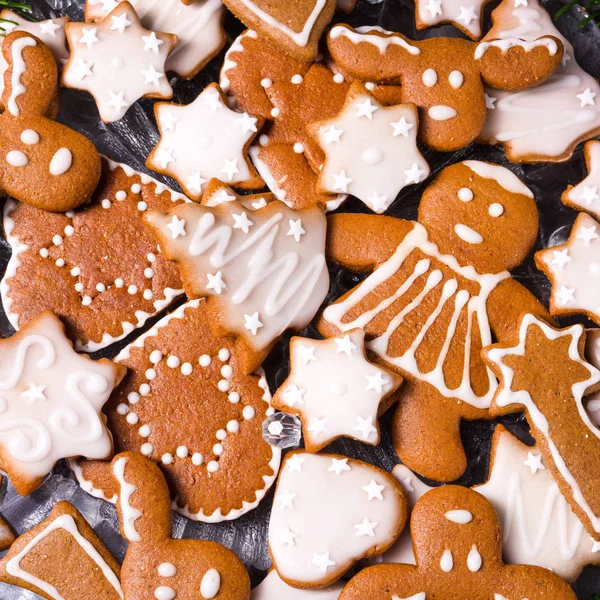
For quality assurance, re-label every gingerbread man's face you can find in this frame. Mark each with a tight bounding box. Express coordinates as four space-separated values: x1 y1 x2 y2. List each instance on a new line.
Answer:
418 161 539 274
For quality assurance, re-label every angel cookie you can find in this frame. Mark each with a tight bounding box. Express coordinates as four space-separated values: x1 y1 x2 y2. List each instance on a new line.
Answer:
72 300 280 522
318 161 549 482
562 141 600 218
338 486 576 600
2 158 186 352
62 2 177 122
414 0 493 39
269 452 407 588
535 212 600 325
483 314 600 540
326 24 564 151
145 199 329 374
0 311 125 496
147 83 263 200
272 330 403 452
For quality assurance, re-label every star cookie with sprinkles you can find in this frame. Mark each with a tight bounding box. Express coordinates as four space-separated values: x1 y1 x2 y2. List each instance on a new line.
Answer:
147 82 264 200
535 212 600 325
562 141 600 219
272 329 403 452
62 1 177 122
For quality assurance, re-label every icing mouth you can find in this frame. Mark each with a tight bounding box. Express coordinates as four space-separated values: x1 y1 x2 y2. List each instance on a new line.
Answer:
454 224 483 244
428 105 458 121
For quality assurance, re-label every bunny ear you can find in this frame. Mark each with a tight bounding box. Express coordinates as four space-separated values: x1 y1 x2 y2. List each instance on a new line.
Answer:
2 31 57 118
110 452 172 545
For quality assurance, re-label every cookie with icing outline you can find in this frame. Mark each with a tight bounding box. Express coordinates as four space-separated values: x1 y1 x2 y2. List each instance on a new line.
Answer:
84 0 226 80
269 451 407 588
111 452 251 599
414 0 493 40
338 485 577 600
562 140 600 218
318 160 549 482
221 0 337 61
535 211 600 325
0 501 122 600
483 314 600 540
1 157 186 352
62 2 177 123
72 299 281 522
326 24 564 152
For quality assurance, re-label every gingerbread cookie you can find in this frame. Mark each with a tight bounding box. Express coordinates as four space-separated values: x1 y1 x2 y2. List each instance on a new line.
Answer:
272 329 403 452
0 31 101 212
414 0 492 40
338 485 576 600
586 329 600 426
326 24 564 151
221 0 337 61
145 199 329 374
308 82 430 213
111 452 251 599
84 0 225 79
269 451 407 588
72 299 280 522
62 2 177 122
0 311 125 496
562 140 600 218
318 160 548 482
479 0 600 163
0 501 122 600
2 158 186 352
147 82 263 200
0 510 14 552
474 425 600 581
252 570 344 599
535 211 600 325
201 178 275 209
483 314 600 540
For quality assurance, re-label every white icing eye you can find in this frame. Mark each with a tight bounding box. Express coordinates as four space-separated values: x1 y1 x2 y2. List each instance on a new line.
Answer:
488 203 504 217
458 187 473 202
422 68 438 87
449 70 464 89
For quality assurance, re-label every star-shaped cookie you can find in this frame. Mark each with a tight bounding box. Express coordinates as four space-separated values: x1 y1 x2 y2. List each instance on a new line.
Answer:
562 141 600 219
415 0 492 39
62 1 176 122
272 329 403 452
308 82 430 213
147 83 263 200
535 212 600 324
0 311 125 495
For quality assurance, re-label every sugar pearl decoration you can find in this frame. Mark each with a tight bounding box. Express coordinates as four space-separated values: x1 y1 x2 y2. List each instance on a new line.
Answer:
199 354 212 367
218 349 230 362
216 429 227 441
167 356 180 368
126 412 139 425
242 406 255 420
150 350 163 364
228 392 240 404
139 425 151 437
207 460 219 473
192 453 204 465
140 384 151 396
141 443 153 455
176 446 188 458
128 392 140 404
227 420 240 433
162 453 173 465
116 403 129 415
181 362 193 375
115 190 127 201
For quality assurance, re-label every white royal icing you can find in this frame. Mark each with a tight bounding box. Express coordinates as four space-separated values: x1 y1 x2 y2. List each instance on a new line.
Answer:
474 37 558 59
565 141 600 219
113 456 143 542
329 25 421 56
8 35 37 117
417 0 486 39
463 161 534 198
200 569 220 599
49 148 73 176
269 452 403 584
251 570 344 599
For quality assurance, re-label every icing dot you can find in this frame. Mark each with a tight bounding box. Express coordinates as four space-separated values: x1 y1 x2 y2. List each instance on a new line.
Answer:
333 73 345 83
422 68 438 87
242 406 255 420
143 289 153 300
216 429 227 441
139 425 151 437
20 129 39 145
144 268 154 278
181 362 193 375
176 446 188 458
39 248 49 258
199 354 212 367
365 82 375 90
138 201 148 211
65 211 74 218
270 107 280 117
158 563 177 577
131 183 142 194
71 267 81 276
147 253 156 262
218 349 230 362
95 283 105 292
362 147 383 165
126 412 139 425
200 569 221 599
128 392 140 404
293 142 304 154
145 368 157 380
116 403 129 415
128 285 138 295
140 384 151 396
64 225 75 236
218 379 230 392
167 356 180 368
260 78 272 88
221 365 233 378
49 148 72 176
207 460 219 473
192 452 204 465
6 150 28 167
449 70 464 89
102 199 112 209
53 235 63 246
115 278 124 288
226 420 239 433
162 453 173 465
291 74 303 84
115 190 127 201
82 296 92 306
150 350 163 364
74 283 84 292
213 443 224 456
458 187 473 202
259 134 269 146
55 259 65 267
228 392 240 404
488 203 504 217
141 443 153 456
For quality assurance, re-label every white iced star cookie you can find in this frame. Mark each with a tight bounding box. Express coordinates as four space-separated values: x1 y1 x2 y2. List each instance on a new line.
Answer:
85 0 226 80
269 452 407 588
414 0 492 39
147 82 263 199
562 141 600 219
535 212 600 325
0 311 125 496
62 1 177 122
272 329 403 452
251 570 344 599
308 82 430 213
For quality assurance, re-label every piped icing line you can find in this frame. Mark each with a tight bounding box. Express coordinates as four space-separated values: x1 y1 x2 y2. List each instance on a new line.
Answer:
220 29 257 92
68 458 118 504
5 513 123 599
113 456 143 542
463 161 534 198
329 25 421 55
474 37 558 59
8 35 36 117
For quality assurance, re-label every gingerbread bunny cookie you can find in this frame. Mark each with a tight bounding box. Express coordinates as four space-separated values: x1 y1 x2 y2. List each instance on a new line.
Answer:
326 25 564 151
338 485 576 600
318 161 549 482
0 31 101 212
111 451 250 600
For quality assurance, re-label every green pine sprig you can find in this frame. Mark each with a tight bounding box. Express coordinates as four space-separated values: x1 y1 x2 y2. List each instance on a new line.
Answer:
554 0 600 27
0 0 34 34
592 594 600 600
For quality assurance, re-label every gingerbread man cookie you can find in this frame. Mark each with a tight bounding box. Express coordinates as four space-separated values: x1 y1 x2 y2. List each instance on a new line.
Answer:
62 2 177 122
111 452 250 599
0 501 122 600
145 199 329 374
562 140 600 218
318 161 549 482
269 451 407 588
326 24 564 152
483 314 600 540
0 31 101 212
72 299 280 522
338 485 576 600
